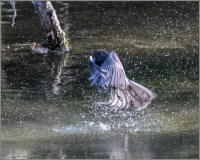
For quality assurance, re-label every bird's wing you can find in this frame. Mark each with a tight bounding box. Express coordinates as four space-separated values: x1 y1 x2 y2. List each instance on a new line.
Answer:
89 51 129 89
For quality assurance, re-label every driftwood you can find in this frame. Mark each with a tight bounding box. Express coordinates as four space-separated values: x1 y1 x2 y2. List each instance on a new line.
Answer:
9 1 69 53
31 1 69 53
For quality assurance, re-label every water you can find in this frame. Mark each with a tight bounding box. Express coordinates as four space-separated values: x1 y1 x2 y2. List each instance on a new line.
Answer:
1 1 199 159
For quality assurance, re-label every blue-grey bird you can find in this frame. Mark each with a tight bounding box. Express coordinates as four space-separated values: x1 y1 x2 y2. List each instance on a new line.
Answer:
89 49 156 110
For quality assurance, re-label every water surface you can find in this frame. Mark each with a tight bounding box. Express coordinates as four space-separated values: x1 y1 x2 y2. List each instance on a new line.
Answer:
1 1 199 159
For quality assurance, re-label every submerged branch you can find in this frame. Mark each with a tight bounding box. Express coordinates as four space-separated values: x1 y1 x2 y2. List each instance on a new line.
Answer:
31 1 69 53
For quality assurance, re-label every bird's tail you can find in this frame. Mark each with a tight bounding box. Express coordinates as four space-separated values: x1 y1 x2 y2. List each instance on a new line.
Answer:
127 80 157 110
103 80 157 110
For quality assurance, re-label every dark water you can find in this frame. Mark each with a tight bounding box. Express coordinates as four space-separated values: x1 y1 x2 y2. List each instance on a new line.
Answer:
1 1 199 159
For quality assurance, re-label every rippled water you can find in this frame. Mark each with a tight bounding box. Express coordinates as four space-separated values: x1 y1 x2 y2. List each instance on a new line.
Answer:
1 1 199 159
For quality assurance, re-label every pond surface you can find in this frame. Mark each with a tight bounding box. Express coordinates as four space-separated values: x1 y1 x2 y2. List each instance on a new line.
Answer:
1 1 199 159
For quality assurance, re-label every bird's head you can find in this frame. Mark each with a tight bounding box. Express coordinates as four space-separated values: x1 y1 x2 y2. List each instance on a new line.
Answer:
90 49 109 66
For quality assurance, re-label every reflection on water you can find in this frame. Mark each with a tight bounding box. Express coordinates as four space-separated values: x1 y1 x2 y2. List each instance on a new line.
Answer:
1 1 199 159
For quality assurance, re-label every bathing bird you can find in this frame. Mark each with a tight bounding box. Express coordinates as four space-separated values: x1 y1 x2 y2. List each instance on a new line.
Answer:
89 49 156 111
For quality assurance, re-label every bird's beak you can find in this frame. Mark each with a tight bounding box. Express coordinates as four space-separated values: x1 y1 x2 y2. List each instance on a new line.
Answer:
89 56 95 63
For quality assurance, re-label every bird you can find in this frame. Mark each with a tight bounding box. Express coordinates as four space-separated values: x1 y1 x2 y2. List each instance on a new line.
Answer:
89 49 157 111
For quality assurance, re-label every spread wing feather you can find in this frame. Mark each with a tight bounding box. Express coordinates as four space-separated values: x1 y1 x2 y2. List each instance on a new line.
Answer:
89 50 156 110
89 51 129 89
